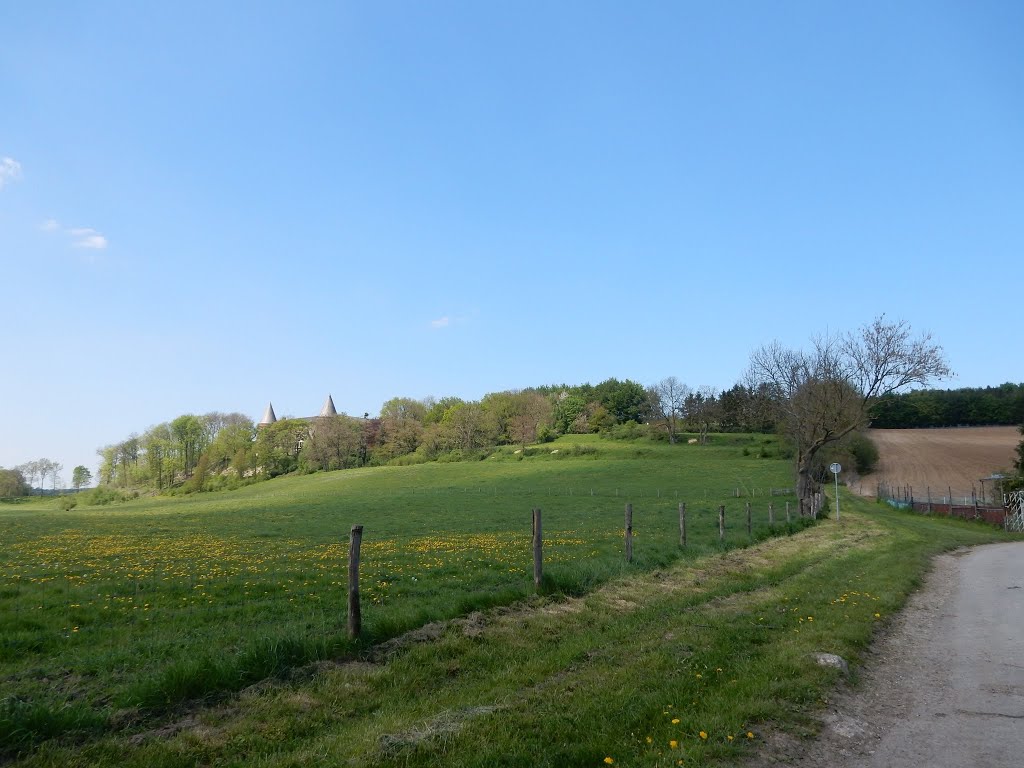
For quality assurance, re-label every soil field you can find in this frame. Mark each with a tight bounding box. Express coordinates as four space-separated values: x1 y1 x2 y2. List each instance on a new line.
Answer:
860 426 1019 500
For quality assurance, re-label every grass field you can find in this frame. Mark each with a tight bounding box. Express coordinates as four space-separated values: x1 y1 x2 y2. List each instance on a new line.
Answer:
1 433 800 758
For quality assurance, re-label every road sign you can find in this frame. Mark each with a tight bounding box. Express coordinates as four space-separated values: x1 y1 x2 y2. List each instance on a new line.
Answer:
829 463 841 520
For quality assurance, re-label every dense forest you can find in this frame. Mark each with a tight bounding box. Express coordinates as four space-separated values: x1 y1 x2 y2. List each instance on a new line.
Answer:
869 383 1024 428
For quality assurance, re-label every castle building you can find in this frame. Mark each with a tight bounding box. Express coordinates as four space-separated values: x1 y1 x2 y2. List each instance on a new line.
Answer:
258 395 338 427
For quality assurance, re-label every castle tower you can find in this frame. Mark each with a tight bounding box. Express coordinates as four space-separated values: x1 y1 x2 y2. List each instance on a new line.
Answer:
259 402 278 427
319 394 338 418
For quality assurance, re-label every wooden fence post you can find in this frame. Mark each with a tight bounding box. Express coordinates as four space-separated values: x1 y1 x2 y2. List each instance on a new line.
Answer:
786 501 791 523
679 502 687 547
769 502 775 526
625 503 633 563
718 505 725 543
348 525 363 639
746 501 752 537
532 508 543 592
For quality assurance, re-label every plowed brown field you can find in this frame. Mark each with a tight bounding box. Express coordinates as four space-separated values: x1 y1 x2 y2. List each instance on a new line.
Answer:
859 426 1019 499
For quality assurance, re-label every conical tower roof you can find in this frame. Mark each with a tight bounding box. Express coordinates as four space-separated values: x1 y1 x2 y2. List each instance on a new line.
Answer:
319 394 338 418
259 402 277 426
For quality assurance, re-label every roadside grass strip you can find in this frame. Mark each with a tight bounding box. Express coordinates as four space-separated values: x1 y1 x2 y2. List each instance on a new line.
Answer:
13 494 1010 767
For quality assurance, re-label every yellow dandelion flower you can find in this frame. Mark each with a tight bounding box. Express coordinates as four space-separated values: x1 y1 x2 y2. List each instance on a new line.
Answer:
646 736 653 744
670 740 678 749
604 758 614 765
699 731 708 740
747 732 755 739
672 718 680 724
727 735 734 741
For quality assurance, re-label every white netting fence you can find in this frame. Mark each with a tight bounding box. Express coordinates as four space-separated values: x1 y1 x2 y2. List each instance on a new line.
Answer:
1006 491 1024 533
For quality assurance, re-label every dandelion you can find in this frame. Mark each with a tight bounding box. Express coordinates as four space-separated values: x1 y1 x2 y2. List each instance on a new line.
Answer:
645 736 653 744
670 740 678 749
747 732 755 739
874 612 881 618
604 758 614 765
699 731 707 740
727 735 734 741
672 718 680 724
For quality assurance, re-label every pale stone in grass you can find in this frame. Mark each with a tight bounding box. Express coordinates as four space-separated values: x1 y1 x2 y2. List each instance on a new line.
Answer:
813 652 850 675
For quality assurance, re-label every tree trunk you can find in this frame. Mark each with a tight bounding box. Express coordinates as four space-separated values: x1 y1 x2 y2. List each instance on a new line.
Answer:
796 448 819 506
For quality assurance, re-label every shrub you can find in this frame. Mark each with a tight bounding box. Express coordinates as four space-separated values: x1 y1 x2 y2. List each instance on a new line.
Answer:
848 432 880 474
604 421 651 441
86 486 130 506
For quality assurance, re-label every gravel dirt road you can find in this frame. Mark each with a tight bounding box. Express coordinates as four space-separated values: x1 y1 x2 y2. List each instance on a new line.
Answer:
748 541 1024 767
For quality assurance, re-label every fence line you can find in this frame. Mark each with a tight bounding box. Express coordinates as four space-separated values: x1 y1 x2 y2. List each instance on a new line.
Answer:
876 482 1009 527
344 497 814 632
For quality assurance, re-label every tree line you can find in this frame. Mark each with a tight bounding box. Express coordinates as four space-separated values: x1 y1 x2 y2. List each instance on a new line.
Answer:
0 461 92 499
85 379 783 498
4 317 964 507
869 383 1024 428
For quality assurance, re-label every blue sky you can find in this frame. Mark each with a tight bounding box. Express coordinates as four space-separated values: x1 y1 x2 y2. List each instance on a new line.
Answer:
2 1 1022 480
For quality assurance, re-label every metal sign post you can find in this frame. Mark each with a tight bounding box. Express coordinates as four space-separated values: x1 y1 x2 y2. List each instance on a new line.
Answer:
829 463 842 521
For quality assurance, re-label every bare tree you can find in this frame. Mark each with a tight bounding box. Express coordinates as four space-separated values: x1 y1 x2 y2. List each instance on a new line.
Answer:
650 377 691 444
748 316 950 504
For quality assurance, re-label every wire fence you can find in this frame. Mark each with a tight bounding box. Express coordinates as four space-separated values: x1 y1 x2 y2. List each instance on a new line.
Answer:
876 481 1010 527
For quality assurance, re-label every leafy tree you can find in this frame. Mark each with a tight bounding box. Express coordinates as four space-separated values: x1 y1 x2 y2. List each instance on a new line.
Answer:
71 465 92 490
203 418 256 474
142 423 174 489
377 397 427 460
170 415 207 478
747 316 950 504
596 378 652 426
254 419 309 476
552 392 590 434
440 402 492 451
0 468 30 497
300 415 363 471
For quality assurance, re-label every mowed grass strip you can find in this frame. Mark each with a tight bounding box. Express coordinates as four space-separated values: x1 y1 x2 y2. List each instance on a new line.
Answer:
12 493 1012 768
0 434 796 754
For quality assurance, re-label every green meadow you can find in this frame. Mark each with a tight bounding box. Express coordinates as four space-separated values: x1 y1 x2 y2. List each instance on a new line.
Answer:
1 434 799 755
2 433 1012 766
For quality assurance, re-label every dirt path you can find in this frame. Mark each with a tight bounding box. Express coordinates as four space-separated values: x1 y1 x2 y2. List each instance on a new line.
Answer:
747 541 1024 767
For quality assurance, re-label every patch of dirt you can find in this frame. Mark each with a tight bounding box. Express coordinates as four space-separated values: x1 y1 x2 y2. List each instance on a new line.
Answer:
855 427 1018 499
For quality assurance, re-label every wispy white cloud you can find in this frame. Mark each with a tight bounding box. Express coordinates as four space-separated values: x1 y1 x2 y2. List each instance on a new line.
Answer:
0 157 22 189
430 316 451 329
69 227 108 250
